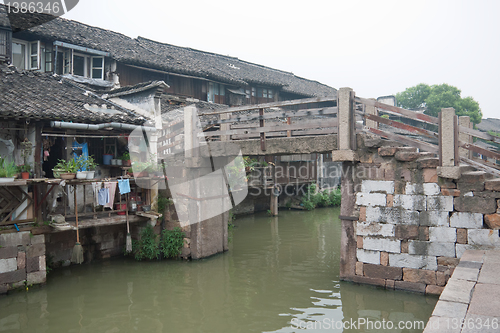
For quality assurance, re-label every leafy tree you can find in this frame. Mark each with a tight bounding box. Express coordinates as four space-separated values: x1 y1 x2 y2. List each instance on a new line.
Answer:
395 83 482 125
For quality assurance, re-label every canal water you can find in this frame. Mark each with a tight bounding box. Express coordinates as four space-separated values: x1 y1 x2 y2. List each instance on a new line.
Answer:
0 208 437 332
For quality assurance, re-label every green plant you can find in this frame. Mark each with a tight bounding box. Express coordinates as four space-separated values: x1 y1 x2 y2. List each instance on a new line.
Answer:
133 225 159 260
157 193 173 212
54 158 78 173
0 157 18 177
266 209 272 215
285 201 292 209
17 164 31 173
85 155 97 171
159 227 185 258
121 152 131 161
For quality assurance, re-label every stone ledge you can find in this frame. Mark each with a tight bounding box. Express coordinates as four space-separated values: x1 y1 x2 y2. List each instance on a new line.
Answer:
331 149 359 162
437 166 461 180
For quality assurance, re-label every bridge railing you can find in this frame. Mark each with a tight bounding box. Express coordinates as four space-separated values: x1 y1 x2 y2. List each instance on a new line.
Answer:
198 96 338 151
354 94 500 177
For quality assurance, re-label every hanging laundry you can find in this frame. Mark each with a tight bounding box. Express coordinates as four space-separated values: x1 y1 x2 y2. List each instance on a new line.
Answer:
118 179 131 195
104 182 117 209
92 182 102 206
98 187 109 206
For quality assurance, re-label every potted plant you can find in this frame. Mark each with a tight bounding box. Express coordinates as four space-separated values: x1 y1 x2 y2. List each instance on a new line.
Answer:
0 157 18 182
17 164 31 179
54 159 78 180
121 152 131 167
86 155 97 179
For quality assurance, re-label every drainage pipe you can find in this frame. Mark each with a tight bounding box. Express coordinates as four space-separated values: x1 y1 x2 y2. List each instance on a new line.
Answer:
50 121 157 132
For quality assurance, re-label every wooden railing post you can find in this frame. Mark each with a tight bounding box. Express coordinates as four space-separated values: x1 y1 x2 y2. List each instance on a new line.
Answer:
259 108 266 151
437 108 461 179
331 87 358 161
459 116 473 159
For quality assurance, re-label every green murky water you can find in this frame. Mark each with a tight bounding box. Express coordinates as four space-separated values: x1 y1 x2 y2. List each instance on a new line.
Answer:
0 208 437 332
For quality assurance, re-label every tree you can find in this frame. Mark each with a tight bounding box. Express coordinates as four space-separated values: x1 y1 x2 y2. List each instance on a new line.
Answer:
395 83 482 125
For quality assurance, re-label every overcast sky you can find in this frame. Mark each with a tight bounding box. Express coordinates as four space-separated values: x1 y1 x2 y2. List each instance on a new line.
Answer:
58 0 499 119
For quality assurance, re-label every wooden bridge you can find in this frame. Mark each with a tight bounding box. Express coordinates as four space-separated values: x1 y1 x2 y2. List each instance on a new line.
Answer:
160 87 500 177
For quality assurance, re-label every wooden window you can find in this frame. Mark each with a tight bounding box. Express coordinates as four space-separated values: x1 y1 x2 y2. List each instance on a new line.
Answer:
251 87 256 97
29 41 40 70
0 29 11 62
268 89 273 99
91 56 104 79
44 43 53 72
12 40 28 69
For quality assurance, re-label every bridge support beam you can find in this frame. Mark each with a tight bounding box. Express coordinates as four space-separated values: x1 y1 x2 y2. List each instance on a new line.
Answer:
339 162 357 279
437 108 461 179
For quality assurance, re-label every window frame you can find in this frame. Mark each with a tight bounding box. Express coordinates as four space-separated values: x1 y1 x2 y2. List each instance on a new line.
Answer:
91 56 104 79
11 39 29 70
0 29 12 63
29 41 41 70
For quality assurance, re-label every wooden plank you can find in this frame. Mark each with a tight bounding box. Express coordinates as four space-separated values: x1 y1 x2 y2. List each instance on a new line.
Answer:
438 112 443 166
201 119 338 137
360 112 438 138
201 107 338 126
259 108 266 151
231 127 338 140
158 140 183 153
350 91 357 150
363 127 439 154
458 125 500 144
356 96 438 125
459 141 500 161
461 157 500 178
454 115 459 166
231 117 336 129
158 127 184 141
287 117 291 137
201 96 337 115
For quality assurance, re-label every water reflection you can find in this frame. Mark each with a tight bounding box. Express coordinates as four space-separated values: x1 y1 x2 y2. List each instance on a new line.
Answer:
0 209 436 333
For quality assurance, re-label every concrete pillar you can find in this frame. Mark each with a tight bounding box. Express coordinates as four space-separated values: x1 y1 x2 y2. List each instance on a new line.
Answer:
339 162 357 279
338 87 354 150
365 98 378 129
331 87 358 162
220 113 230 142
437 108 461 179
459 116 472 159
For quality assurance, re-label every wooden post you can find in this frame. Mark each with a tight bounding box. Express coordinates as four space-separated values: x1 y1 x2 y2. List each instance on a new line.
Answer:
339 162 357 279
259 108 266 151
286 117 291 137
437 108 461 179
459 116 473 159
220 112 231 142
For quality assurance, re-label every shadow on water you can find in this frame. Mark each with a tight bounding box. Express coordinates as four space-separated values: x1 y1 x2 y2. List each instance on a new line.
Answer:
0 208 437 332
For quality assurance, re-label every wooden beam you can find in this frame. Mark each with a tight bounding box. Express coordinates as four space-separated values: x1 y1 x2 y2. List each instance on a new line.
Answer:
458 125 500 144
363 127 439 154
360 112 438 138
201 96 337 115
461 157 500 178
356 96 438 125
259 108 266 151
201 106 338 126
201 119 338 137
459 141 500 161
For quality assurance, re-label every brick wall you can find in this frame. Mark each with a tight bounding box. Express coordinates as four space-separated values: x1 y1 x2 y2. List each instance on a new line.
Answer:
348 142 500 295
0 232 46 294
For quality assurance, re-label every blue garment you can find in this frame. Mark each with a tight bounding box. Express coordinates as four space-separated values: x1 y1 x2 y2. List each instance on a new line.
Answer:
118 179 131 195
72 141 89 171
98 188 109 205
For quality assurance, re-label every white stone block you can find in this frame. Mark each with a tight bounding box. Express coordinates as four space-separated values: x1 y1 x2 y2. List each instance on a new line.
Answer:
405 183 440 196
356 222 395 237
0 258 17 273
449 212 483 228
356 193 386 207
420 211 450 226
363 237 401 253
393 195 426 211
389 253 437 270
429 227 457 243
357 249 380 265
361 180 394 194
468 229 500 246
0 232 30 247
366 207 420 224
408 241 456 257
427 196 454 211
456 244 477 258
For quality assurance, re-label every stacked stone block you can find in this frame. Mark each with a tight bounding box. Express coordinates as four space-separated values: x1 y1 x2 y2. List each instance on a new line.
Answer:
0 232 46 294
350 141 500 295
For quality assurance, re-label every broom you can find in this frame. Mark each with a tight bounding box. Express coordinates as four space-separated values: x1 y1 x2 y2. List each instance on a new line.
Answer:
71 185 84 264
126 193 132 253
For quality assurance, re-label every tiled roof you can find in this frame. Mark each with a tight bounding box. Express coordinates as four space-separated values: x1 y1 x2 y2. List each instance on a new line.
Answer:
0 65 145 124
16 16 337 98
